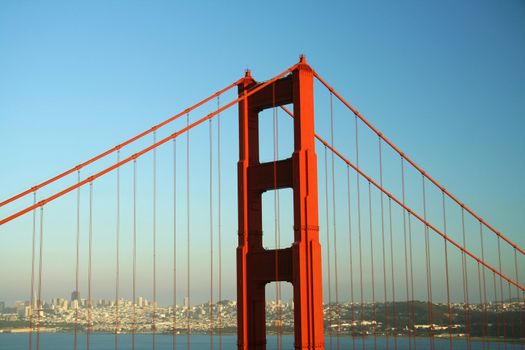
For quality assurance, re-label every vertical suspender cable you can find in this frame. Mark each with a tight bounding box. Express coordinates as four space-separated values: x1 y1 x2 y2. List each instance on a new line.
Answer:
115 151 120 350
324 145 333 350
209 117 214 350
29 192 36 350
422 177 435 350
507 279 513 342
368 182 377 350
442 192 453 350
407 213 416 350
388 198 397 350
36 206 44 350
132 160 137 350
355 115 365 350
480 223 489 346
477 259 485 350
186 113 191 350
378 139 389 350
153 132 157 350
460 208 471 350
497 237 506 350
515 249 523 347
87 182 93 350
514 249 523 348
329 92 341 350
346 165 356 350
75 173 80 350
217 96 223 350
507 281 514 342
492 272 499 349
401 159 412 350
175 138 181 346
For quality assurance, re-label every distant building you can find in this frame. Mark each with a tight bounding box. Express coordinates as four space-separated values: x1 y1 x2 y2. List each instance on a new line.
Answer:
0 301 5 313
71 291 80 302
16 303 31 318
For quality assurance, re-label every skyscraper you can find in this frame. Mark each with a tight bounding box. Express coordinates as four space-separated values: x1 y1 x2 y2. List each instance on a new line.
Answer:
71 290 80 302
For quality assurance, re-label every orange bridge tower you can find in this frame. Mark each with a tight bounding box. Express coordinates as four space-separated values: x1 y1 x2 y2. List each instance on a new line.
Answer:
237 56 325 350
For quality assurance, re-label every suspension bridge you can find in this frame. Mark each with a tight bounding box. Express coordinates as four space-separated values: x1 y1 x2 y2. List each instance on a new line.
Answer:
0 56 523 350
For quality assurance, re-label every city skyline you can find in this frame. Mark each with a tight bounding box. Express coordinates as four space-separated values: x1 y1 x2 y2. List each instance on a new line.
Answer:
1 292 521 339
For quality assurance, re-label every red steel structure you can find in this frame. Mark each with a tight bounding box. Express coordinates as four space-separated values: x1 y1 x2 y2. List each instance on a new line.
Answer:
237 57 324 349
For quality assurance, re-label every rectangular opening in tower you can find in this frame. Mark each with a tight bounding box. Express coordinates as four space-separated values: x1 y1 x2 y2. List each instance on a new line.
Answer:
265 281 294 345
257 106 294 164
261 188 293 250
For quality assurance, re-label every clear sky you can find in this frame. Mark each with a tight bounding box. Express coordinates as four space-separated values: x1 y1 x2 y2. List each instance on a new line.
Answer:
0 1 524 307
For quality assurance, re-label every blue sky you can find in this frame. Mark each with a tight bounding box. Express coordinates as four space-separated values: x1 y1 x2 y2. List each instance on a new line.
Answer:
0 1 524 306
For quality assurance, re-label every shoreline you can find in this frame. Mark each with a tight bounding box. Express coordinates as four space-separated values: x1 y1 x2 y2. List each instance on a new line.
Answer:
0 330 523 343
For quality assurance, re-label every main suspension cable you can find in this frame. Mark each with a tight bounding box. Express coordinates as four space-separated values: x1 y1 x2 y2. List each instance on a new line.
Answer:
311 69 523 256
2 63 299 227
0 79 243 209
313 135 524 291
